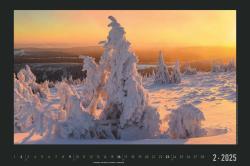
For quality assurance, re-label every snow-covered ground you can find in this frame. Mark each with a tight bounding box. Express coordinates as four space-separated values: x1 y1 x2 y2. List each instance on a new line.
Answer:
14 71 236 144
145 71 236 144
137 64 156 70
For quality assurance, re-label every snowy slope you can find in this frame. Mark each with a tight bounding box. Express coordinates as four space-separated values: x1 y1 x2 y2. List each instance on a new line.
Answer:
14 71 236 144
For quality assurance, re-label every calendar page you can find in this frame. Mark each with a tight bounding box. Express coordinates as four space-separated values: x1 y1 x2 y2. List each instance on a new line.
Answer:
0 0 242 166
14 10 236 146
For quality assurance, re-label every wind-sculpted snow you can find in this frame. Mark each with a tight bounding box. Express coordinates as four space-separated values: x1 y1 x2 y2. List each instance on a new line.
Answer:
145 71 236 105
14 69 236 144
168 104 206 139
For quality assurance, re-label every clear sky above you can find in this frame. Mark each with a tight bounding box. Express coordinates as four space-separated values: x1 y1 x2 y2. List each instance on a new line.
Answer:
14 10 236 49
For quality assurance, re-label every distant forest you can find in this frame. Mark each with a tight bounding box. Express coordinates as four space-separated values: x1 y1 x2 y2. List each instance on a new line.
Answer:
14 46 236 82
14 46 236 64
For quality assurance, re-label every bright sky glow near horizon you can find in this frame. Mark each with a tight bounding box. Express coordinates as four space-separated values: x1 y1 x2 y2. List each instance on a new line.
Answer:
14 10 236 49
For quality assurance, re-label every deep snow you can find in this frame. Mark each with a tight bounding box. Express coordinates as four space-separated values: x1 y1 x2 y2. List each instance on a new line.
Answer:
15 71 236 144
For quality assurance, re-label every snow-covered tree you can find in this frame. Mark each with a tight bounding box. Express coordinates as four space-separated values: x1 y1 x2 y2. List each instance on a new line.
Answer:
16 65 39 95
14 83 30 132
211 62 223 72
14 71 42 133
38 80 51 98
171 60 182 83
100 16 150 128
55 81 97 139
154 51 171 84
58 111 95 139
225 59 236 72
211 59 236 72
183 64 197 75
151 69 156 78
56 82 80 117
14 66 64 142
80 16 160 139
18 65 36 84
168 104 206 139
15 16 162 141
81 55 105 115
16 65 51 99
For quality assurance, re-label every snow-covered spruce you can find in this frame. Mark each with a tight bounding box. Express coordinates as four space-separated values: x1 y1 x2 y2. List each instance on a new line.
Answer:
81 56 96 107
101 16 149 128
225 59 236 72
14 66 57 140
102 16 159 134
58 111 96 139
170 60 181 83
15 67 58 138
14 74 37 132
16 65 37 92
80 16 160 139
211 62 224 72
56 82 81 118
14 76 53 141
17 65 51 99
38 80 51 98
211 60 236 72
15 67 97 140
22 65 36 84
183 64 197 75
51 81 97 139
14 16 161 141
154 51 171 84
168 104 206 139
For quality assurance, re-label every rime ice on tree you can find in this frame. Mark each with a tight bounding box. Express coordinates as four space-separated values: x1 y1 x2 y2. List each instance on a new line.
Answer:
101 16 151 128
211 59 236 72
17 65 51 99
80 16 160 138
81 56 102 114
14 73 37 132
154 51 171 84
168 104 206 139
55 82 96 139
225 59 236 72
14 66 46 137
211 61 223 72
14 16 162 141
183 63 197 75
171 60 181 84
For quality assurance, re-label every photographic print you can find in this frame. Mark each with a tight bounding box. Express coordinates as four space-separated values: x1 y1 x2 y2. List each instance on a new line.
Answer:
14 10 236 144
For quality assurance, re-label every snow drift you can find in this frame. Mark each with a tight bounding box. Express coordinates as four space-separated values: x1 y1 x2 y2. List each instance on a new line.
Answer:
168 104 206 139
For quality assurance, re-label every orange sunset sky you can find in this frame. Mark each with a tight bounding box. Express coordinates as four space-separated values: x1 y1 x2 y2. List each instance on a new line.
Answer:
14 10 236 50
